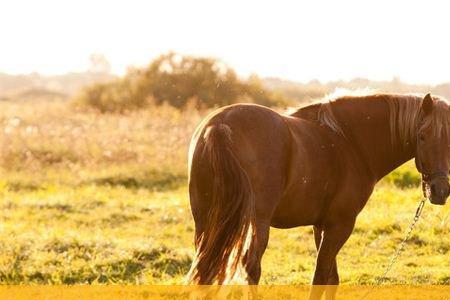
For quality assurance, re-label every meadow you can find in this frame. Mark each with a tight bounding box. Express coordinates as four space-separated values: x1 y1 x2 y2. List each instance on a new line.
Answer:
0 100 448 285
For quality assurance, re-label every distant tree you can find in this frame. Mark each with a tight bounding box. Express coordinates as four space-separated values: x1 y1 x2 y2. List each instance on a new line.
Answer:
89 54 111 74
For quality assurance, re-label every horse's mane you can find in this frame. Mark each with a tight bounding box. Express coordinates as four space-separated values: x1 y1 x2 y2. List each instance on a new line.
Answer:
296 91 449 147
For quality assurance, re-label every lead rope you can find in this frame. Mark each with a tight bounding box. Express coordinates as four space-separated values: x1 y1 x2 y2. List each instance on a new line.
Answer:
358 198 426 300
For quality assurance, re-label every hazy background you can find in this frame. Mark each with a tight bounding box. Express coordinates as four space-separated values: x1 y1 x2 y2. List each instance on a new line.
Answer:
1 0 450 104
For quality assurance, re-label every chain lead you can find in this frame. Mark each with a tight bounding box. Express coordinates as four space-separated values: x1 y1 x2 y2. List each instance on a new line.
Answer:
359 198 426 300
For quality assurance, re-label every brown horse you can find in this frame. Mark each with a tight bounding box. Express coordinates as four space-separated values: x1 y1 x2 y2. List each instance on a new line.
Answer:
186 93 449 299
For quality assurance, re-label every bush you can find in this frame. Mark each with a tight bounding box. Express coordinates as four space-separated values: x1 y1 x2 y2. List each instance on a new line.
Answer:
75 53 290 112
384 166 421 189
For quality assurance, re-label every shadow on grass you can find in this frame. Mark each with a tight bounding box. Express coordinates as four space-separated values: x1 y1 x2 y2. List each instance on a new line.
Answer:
2 169 187 193
4 182 43 192
85 170 187 192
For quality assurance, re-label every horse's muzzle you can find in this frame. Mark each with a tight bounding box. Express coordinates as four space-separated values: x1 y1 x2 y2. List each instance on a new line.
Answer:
429 179 450 205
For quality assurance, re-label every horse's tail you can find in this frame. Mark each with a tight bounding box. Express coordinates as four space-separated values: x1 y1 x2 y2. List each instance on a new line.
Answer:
187 123 256 285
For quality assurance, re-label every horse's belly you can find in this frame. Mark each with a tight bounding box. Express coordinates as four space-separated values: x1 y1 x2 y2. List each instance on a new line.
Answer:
270 186 326 228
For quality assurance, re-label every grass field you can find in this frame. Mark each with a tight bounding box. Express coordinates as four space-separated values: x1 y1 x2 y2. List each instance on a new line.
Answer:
0 101 449 285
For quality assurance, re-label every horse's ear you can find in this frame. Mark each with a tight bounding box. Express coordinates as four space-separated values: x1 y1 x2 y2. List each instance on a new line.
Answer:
422 93 434 115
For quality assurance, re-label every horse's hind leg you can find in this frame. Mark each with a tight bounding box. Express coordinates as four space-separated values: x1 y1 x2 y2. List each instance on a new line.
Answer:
242 220 270 300
245 179 286 285
246 220 271 284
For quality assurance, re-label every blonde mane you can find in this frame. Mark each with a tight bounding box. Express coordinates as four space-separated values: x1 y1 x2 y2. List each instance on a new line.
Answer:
317 92 449 147
387 95 422 147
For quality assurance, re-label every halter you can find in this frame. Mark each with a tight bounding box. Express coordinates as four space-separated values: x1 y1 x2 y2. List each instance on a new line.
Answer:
415 131 448 186
422 171 448 183
419 171 448 199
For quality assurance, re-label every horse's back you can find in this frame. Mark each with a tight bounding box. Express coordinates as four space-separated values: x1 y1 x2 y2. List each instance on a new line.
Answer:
189 103 291 168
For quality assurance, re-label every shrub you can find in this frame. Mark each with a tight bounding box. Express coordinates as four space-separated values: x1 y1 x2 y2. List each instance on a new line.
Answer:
75 53 290 112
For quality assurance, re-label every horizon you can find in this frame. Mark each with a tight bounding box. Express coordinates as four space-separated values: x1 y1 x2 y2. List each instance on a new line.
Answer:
2 67 448 88
1 0 450 85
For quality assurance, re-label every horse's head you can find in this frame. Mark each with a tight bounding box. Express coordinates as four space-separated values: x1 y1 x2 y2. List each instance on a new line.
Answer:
415 93 449 205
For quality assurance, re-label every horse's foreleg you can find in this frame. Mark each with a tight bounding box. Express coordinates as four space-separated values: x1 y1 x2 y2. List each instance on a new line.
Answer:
313 226 339 300
309 220 355 300
313 225 324 250
312 221 354 284
323 260 339 300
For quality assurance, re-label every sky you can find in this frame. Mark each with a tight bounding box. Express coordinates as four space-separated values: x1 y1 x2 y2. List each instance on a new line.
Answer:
1 0 449 84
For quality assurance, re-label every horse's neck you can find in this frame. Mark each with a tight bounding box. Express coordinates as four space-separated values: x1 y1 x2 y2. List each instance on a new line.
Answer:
333 97 416 181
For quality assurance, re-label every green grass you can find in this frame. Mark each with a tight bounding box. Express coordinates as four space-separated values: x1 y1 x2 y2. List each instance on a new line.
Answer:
0 174 193 284
0 164 448 285
0 101 448 285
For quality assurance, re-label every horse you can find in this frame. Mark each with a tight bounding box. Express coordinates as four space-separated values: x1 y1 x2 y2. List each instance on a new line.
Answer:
186 93 449 299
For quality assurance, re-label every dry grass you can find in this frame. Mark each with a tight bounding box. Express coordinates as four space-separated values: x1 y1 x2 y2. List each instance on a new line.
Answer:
0 101 203 172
